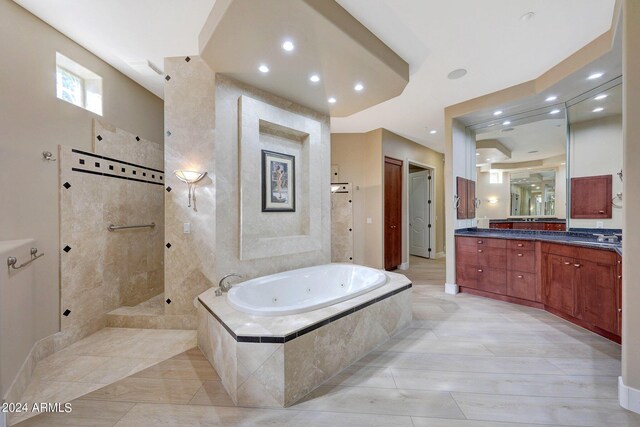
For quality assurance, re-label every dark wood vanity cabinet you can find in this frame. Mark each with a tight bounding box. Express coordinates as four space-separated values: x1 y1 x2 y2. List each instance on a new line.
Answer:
571 175 612 219
542 243 620 339
456 235 621 342
456 177 476 219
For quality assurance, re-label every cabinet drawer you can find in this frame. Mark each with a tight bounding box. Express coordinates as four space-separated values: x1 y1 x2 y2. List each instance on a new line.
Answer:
456 245 478 266
476 267 507 295
476 238 506 248
542 242 579 258
507 271 537 301
507 240 535 251
508 250 536 273
477 247 507 269
457 264 478 287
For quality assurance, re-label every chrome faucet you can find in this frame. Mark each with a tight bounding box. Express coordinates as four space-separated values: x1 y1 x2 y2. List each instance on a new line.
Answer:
593 234 619 243
218 273 242 293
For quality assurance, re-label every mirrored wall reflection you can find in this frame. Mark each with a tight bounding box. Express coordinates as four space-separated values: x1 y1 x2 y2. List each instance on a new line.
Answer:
472 108 568 230
567 80 623 230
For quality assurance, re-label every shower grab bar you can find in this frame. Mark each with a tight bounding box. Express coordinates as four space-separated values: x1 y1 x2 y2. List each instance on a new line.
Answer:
107 222 155 232
7 248 44 271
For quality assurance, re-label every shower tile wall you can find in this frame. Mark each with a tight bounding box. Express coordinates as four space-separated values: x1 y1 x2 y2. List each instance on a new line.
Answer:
331 183 354 263
59 122 164 346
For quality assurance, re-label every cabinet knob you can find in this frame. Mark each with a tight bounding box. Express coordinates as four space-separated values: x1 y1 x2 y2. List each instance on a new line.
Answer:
517 243 524 247
618 308 622 313
517 275 524 279
618 275 622 279
478 249 483 253
517 253 524 257
477 269 483 273
477 240 483 244
574 264 581 268
598 210 605 214
564 262 571 265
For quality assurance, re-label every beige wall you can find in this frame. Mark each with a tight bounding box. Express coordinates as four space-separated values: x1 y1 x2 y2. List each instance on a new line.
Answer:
622 0 640 400
331 131 383 268
331 129 444 268
0 0 163 348
570 115 623 229
381 129 445 260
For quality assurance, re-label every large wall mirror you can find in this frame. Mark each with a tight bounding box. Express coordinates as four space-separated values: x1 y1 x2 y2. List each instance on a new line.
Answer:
472 108 568 230
567 78 622 230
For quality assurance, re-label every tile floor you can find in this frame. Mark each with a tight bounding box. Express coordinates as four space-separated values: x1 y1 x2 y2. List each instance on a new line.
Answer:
14 257 640 426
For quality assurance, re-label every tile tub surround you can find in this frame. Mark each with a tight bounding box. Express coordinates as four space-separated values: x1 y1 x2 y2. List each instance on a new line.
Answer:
455 227 622 255
197 271 412 407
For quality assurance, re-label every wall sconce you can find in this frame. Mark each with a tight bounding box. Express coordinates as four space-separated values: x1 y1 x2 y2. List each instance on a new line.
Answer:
174 170 207 208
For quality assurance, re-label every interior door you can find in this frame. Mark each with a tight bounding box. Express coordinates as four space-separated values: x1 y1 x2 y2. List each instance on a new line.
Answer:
409 170 430 258
384 157 403 270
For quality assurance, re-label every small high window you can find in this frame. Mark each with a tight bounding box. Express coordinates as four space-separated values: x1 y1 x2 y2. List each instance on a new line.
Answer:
489 170 503 184
56 53 102 115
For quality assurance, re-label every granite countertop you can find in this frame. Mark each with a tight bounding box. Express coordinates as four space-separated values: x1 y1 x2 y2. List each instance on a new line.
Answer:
455 228 622 255
489 218 566 224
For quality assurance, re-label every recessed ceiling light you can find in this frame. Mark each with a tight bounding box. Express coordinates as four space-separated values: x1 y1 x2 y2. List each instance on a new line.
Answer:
328 97 337 104
429 130 437 134
545 95 558 102
520 11 535 21
593 107 604 112
594 94 608 100
309 74 320 83
282 40 295 51
494 110 503 116
354 83 364 91
588 72 604 80
258 64 269 73
486 158 491 162
531 184 536 187
447 68 467 79
549 109 560 115
502 121 511 125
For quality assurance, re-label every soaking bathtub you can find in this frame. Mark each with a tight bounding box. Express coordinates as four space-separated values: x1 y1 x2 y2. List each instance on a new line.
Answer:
227 264 387 316
197 264 412 407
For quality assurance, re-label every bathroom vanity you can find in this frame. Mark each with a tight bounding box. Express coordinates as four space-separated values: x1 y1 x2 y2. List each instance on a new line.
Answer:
455 229 622 343
489 219 566 231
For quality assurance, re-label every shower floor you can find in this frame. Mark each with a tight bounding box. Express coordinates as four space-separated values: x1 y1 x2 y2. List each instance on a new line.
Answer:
106 294 197 330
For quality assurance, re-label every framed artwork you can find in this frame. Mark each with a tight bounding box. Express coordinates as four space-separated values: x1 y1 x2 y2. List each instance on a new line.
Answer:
262 150 295 212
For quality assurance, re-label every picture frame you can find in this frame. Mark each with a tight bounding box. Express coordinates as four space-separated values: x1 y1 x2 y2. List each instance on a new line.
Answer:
261 150 295 212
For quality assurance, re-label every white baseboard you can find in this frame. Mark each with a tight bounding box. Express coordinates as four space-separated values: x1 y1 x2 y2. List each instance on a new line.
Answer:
398 262 409 270
445 283 459 295
619 376 640 414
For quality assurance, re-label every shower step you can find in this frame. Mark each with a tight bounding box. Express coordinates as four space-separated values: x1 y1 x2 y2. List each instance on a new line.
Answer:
106 294 197 330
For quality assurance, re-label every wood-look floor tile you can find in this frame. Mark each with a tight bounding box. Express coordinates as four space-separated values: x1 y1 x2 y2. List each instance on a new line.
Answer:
188 381 236 406
132 359 219 381
82 377 203 404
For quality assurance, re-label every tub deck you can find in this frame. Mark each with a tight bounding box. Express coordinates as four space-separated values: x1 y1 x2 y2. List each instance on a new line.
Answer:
197 270 412 407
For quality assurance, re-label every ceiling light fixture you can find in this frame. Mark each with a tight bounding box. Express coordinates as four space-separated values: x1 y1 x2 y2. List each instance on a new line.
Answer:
447 68 467 79
493 110 503 116
354 83 364 91
502 121 511 126
282 40 295 51
593 107 604 112
328 97 337 104
545 95 558 102
520 11 535 21
588 72 604 80
429 130 437 134
309 74 320 83
549 109 560 115
594 94 608 100
258 64 269 73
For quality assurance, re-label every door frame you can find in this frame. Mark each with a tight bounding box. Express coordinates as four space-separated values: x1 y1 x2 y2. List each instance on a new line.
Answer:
405 160 438 267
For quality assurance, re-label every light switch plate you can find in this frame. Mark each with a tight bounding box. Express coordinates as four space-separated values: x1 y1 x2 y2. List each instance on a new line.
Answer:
596 221 604 229
183 223 191 234
366 218 372 224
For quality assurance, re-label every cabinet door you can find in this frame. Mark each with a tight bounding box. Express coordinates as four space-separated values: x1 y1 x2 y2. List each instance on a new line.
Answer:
467 180 476 219
476 267 507 295
507 271 537 301
457 177 468 219
543 254 577 316
571 175 612 219
617 255 622 336
576 259 618 333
